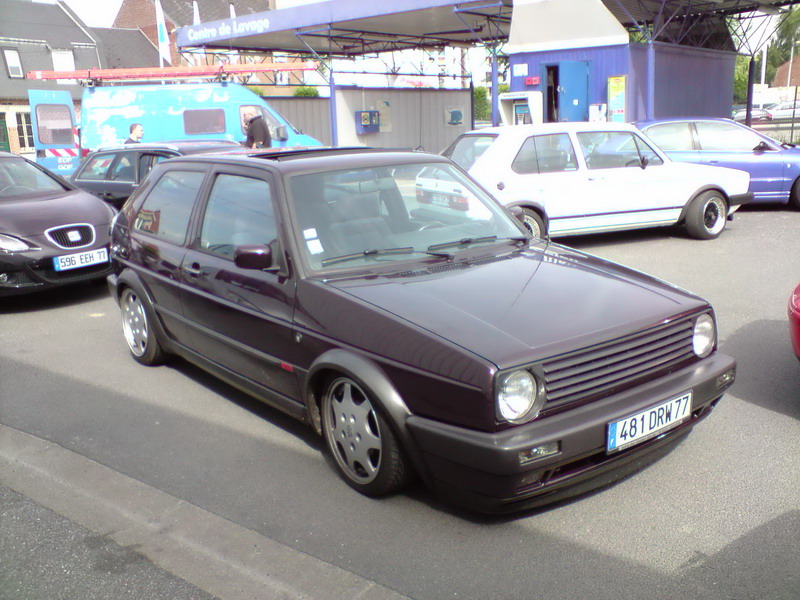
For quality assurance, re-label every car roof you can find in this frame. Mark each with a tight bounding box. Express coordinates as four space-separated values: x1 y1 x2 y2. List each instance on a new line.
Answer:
89 140 241 154
635 117 738 127
464 122 642 137
157 147 449 175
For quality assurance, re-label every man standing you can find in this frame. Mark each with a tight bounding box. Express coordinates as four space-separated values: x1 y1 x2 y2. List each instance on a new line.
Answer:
244 108 271 149
125 123 143 144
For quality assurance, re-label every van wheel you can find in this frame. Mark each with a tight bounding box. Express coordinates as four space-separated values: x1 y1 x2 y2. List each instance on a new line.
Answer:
685 191 727 240
321 376 410 496
521 208 545 238
120 287 166 365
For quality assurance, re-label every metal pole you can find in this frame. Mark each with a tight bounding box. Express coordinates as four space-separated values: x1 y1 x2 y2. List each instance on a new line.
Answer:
491 51 499 126
329 68 338 146
647 40 655 120
745 55 756 128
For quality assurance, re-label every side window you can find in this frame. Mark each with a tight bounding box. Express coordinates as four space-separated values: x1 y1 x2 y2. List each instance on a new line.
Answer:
34 104 73 144
644 123 694 152
199 174 275 259
138 153 171 181
577 131 641 170
133 170 205 245
695 121 765 151
632 135 664 166
109 155 135 182
534 134 577 174
183 109 226 134
76 154 116 181
511 137 538 174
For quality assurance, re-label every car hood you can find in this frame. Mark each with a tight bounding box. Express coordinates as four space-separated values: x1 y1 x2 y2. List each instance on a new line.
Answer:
0 189 113 236
324 244 708 368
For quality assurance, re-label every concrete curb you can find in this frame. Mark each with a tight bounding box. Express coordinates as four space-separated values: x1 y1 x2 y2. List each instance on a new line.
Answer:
0 423 409 600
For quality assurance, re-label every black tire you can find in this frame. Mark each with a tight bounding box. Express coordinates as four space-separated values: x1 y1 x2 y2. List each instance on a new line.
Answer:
119 286 167 366
789 179 800 211
685 191 727 240
521 208 546 238
321 375 410 496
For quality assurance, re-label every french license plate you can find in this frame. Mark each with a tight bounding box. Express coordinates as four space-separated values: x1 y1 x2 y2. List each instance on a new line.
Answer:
53 247 109 272
607 392 692 453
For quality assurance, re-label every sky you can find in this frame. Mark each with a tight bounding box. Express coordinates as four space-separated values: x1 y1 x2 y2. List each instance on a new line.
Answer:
55 0 124 27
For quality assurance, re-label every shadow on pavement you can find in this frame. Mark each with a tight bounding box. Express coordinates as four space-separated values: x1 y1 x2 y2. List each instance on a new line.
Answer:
0 278 109 314
721 318 800 420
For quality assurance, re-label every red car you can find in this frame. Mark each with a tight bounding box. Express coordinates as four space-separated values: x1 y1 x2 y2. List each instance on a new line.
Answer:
790 282 800 360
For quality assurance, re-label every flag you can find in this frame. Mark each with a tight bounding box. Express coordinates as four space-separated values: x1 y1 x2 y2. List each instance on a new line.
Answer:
154 0 171 66
192 0 201 25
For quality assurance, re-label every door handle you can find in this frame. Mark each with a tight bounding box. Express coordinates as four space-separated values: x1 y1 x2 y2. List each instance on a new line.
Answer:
184 263 202 277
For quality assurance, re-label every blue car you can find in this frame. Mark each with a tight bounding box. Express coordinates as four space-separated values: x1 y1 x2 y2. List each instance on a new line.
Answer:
636 117 800 209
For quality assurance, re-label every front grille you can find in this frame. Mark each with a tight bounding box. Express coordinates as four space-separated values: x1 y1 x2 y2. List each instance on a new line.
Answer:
542 314 700 411
45 224 95 249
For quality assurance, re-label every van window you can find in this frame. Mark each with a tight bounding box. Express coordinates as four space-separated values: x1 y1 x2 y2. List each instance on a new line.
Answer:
183 109 226 135
133 170 205 245
240 105 283 139
34 104 73 145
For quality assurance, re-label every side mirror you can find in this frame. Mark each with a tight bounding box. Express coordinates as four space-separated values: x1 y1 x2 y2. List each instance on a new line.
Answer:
274 125 288 142
640 155 649 169
753 140 771 153
234 244 273 270
508 205 526 226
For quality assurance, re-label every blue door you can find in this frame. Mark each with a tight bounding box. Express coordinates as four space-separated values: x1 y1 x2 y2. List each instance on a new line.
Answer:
27 90 80 175
558 61 589 122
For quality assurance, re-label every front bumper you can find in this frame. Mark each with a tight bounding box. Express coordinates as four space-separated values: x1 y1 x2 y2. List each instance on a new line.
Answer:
406 352 736 513
0 248 111 296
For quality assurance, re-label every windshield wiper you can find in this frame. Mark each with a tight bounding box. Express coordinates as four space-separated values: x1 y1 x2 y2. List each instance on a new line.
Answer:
427 235 528 252
321 246 453 267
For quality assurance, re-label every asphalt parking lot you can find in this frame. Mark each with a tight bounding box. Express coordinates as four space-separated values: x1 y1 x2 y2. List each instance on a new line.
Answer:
1 205 799 600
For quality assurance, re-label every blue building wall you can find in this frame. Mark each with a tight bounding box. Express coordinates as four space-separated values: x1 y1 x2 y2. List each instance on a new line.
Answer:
650 43 735 118
508 42 735 122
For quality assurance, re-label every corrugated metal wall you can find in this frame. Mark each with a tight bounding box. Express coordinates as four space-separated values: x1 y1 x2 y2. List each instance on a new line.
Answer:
653 43 735 119
268 97 332 146
335 87 472 153
267 88 472 152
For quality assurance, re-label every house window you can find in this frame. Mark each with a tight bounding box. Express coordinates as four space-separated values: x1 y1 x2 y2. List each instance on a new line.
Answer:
3 49 23 78
51 50 76 84
16 113 34 149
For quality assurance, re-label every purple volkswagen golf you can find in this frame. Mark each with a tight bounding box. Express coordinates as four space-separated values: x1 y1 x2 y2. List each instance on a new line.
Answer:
107 147 736 513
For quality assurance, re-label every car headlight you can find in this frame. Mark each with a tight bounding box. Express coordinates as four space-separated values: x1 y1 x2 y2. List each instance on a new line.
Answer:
0 233 36 253
692 313 716 358
497 369 543 423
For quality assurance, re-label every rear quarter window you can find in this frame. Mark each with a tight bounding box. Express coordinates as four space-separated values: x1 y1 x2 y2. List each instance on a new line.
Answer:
133 170 205 245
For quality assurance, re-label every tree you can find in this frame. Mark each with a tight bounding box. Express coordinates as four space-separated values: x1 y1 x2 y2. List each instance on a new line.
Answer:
473 86 491 121
293 86 320 97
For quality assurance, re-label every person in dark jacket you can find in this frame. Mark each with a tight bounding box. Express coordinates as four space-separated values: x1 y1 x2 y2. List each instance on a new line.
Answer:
244 109 271 148
125 123 143 144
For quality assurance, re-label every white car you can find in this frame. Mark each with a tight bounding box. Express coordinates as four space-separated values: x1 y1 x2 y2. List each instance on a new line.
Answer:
441 122 752 240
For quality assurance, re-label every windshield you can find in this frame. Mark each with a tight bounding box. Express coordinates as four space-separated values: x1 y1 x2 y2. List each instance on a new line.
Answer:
288 161 527 271
0 157 69 200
